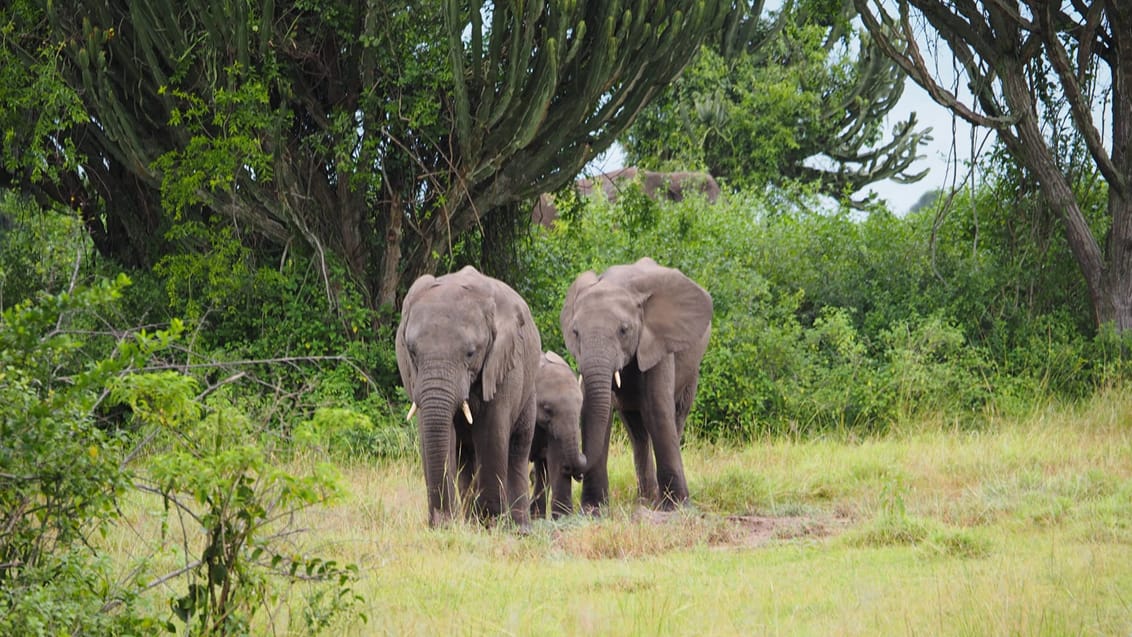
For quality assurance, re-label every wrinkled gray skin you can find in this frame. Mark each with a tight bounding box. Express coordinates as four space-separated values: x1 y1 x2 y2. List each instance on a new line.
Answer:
577 167 722 204
561 258 712 512
396 266 541 529
530 351 586 519
532 167 721 227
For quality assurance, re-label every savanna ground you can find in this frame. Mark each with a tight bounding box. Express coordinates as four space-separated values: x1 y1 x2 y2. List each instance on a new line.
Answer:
104 391 1132 636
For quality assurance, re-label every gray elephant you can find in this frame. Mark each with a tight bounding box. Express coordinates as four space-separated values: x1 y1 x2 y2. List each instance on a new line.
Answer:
532 167 721 227
530 351 586 519
560 257 712 512
396 266 541 529
577 167 722 204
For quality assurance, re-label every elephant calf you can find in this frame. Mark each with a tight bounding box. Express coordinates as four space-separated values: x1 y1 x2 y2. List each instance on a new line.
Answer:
530 351 586 519
396 266 542 530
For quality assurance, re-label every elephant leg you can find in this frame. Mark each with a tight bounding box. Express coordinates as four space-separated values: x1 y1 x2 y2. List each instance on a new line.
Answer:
530 457 549 519
468 416 509 524
506 400 535 531
451 425 476 518
580 417 613 515
641 359 688 510
674 350 703 441
619 409 659 504
547 451 574 518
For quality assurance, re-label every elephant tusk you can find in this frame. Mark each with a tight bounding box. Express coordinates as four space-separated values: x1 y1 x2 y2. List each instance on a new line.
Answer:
461 401 474 425
578 374 583 387
614 370 621 388
406 402 417 421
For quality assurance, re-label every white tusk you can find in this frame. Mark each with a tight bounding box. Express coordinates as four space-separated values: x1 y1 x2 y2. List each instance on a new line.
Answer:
614 370 621 388
578 374 584 387
461 401 474 425
406 402 417 421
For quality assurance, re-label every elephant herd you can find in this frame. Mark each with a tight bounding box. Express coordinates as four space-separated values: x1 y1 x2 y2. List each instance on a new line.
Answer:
396 257 713 530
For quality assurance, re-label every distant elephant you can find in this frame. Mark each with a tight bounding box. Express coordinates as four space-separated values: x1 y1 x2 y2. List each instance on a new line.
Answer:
532 167 721 227
576 167 722 204
530 351 586 519
561 257 712 512
396 266 542 529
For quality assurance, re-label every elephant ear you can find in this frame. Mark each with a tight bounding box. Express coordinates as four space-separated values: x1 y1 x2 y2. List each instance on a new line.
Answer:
560 270 599 356
543 351 569 368
395 274 437 400
628 259 713 372
482 280 534 402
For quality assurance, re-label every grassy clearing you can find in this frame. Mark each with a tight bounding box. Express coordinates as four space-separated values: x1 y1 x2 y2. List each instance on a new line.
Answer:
106 391 1132 635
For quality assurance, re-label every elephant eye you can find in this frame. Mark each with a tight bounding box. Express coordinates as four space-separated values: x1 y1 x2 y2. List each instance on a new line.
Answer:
618 323 629 336
465 347 476 359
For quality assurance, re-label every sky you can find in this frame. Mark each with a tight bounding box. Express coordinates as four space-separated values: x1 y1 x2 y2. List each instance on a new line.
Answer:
860 82 990 214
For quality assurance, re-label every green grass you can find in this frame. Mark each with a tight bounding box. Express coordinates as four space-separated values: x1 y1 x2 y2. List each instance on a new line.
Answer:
105 390 1132 635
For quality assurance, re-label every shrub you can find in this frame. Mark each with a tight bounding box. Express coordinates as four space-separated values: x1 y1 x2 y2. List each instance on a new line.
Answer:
0 274 168 633
516 182 1101 439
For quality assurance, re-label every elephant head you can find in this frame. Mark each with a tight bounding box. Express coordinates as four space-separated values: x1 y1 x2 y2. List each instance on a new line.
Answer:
396 266 541 528
530 351 586 518
560 257 712 511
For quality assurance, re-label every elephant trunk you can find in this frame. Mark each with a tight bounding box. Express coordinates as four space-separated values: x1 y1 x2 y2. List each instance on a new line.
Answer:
557 416 587 481
578 359 615 475
414 370 464 527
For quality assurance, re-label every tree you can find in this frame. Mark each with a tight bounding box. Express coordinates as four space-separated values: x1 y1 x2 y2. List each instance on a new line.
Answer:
855 0 1132 330
623 0 932 201
1 1 732 309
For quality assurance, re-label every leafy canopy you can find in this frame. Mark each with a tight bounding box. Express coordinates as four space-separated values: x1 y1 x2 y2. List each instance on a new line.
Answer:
624 0 931 202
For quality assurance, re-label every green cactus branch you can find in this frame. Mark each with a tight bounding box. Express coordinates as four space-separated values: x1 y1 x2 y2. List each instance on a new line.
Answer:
11 0 739 307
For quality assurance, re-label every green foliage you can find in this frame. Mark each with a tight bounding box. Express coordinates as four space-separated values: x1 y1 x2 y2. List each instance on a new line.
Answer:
0 1 87 184
0 192 93 309
519 173 1125 439
1 220 377 634
111 372 365 635
152 66 277 219
624 1 929 199
0 274 172 634
147 220 412 459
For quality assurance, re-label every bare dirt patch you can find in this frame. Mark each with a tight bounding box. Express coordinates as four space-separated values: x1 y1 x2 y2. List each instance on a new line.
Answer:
720 513 849 549
623 507 853 552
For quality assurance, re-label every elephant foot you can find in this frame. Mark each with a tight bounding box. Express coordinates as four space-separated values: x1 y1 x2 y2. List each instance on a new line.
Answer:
429 509 456 528
655 493 690 512
580 501 604 517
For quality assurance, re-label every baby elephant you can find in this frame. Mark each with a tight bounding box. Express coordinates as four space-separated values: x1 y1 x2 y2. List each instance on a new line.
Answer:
530 351 586 519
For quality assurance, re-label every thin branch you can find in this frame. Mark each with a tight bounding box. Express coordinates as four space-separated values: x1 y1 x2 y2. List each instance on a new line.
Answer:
1035 2 1123 195
99 559 205 614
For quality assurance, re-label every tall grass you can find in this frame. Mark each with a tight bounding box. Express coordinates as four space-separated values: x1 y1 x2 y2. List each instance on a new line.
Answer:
103 389 1132 635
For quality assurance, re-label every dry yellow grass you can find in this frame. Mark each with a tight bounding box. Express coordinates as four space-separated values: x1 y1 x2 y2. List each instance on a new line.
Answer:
104 390 1132 635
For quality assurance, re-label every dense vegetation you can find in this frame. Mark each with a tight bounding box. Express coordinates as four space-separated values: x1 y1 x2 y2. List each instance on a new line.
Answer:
2 169 1125 631
2 0 1128 634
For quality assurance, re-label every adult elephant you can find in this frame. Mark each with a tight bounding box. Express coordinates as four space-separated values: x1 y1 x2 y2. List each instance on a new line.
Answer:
530 351 586 519
577 167 722 204
532 167 721 227
560 257 712 512
396 266 541 529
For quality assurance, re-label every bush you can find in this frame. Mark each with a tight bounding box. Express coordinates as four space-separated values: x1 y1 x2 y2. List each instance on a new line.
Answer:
0 274 168 633
143 219 411 459
516 182 1106 440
